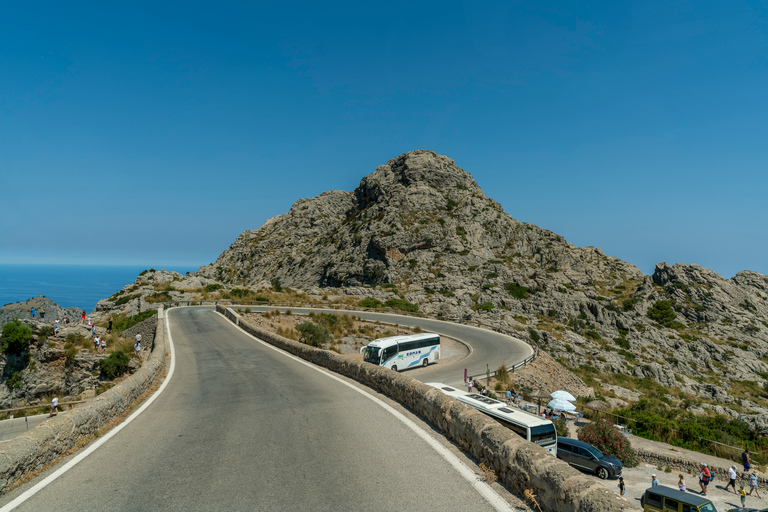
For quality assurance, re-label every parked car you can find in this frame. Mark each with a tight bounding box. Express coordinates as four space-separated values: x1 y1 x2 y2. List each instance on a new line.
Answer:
640 485 716 512
556 437 622 479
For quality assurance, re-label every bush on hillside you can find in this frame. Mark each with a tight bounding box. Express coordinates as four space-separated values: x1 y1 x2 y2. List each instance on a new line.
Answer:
112 310 157 333
1 320 32 355
296 322 331 347
359 298 383 309
383 298 418 313
99 350 132 379
578 418 638 467
204 283 223 293
505 283 529 299
647 300 677 327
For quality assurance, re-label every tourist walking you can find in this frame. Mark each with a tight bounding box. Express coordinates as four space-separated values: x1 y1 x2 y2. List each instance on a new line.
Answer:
101 337 106 353
108 316 113 333
49 396 58 417
743 449 752 471
94 336 100 351
40 308 45 321
81 311 86 323
700 463 712 495
740 484 747 508
467 378 473 392
30 307 35 319
135 340 141 356
651 474 659 487
726 465 738 494
679 474 686 492
618 476 625 496
53 319 59 335
749 471 761 498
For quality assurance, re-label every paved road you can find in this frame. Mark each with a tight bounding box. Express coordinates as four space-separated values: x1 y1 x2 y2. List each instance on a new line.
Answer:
241 306 533 387
0 414 63 443
0 307 509 511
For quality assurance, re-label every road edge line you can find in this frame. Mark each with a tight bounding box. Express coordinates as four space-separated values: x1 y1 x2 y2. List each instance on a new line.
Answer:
0 309 178 511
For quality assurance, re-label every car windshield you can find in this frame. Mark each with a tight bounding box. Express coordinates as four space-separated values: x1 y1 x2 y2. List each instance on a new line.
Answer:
697 504 717 512
586 445 605 459
363 346 380 364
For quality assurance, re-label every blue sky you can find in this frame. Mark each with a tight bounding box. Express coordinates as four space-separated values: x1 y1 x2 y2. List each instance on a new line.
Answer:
1 2 766 278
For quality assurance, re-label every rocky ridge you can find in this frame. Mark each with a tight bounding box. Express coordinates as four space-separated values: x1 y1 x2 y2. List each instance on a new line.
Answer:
0 296 83 328
189 150 768 432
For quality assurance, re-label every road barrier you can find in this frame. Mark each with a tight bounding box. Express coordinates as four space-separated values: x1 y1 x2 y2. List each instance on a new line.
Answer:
218 305 634 512
0 307 167 493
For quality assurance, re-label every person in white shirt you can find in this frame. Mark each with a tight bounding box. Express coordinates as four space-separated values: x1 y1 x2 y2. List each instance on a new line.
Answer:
725 465 738 494
49 397 58 417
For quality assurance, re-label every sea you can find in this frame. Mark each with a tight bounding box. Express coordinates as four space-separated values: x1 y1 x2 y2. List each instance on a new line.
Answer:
0 264 200 313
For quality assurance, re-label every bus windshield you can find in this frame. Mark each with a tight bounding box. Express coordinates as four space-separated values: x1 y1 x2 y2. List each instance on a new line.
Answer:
363 346 381 364
530 424 556 445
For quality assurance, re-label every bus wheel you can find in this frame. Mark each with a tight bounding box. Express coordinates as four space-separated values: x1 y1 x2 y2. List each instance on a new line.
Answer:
391 366 398 372
422 358 429 367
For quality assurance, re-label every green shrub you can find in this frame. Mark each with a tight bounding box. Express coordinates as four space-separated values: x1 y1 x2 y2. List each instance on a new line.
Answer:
113 293 141 306
359 298 383 309
505 283 529 299
584 330 601 340
112 310 157 333
204 283 223 292
647 300 677 327
614 337 630 349
229 288 253 299
578 418 638 467
270 277 282 293
0 320 32 354
528 328 540 343
100 350 132 379
473 302 494 312
552 418 569 438
384 298 419 313
145 292 171 303
37 325 55 337
6 371 23 390
296 322 331 347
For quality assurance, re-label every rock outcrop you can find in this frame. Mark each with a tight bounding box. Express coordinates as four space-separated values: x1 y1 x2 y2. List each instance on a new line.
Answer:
97 150 768 427
0 297 83 328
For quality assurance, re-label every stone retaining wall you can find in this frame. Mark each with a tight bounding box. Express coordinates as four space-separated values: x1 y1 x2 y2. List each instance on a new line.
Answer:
218 305 634 512
122 314 157 352
0 307 167 493
635 449 765 485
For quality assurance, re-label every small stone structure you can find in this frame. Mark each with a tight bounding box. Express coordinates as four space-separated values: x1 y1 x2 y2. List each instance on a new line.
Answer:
218 305 634 512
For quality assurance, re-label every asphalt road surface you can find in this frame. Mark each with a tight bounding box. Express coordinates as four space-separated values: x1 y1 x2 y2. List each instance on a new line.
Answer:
0 307 511 512
241 306 533 387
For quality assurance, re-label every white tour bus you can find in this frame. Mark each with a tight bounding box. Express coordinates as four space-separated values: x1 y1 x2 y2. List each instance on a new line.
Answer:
426 382 557 455
361 333 440 372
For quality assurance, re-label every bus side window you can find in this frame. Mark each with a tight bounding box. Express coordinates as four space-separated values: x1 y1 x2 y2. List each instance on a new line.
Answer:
682 505 694 512
382 346 397 361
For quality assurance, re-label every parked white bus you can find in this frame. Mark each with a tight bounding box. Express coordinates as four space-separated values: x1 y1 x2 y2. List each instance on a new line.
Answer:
361 333 440 372
426 382 557 455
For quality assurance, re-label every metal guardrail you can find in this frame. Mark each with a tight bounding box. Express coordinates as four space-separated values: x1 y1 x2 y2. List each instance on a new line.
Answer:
0 400 86 416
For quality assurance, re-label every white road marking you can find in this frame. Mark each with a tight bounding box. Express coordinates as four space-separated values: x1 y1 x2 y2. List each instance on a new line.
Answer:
0 310 177 511
229 312 514 512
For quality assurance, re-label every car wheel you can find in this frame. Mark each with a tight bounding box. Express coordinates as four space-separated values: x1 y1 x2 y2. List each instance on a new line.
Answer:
422 358 429 367
596 467 609 480
391 365 398 372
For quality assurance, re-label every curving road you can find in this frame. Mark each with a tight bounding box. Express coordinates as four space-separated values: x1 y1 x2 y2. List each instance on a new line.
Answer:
241 306 533 387
0 307 511 511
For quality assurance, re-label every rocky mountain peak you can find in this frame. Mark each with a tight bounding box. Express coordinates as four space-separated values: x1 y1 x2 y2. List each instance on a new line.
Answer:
191 150 768 428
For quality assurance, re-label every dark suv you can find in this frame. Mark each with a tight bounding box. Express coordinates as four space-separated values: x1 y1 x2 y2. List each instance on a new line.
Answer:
556 437 622 479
